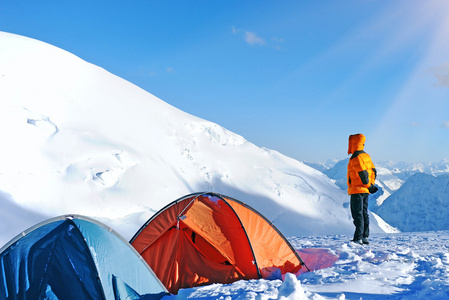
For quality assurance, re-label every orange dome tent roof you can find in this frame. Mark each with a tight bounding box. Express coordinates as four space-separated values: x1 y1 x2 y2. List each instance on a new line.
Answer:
130 192 308 294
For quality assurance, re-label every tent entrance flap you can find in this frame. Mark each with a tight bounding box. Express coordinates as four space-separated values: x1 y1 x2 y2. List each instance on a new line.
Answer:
183 226 232 266
141 225 246 294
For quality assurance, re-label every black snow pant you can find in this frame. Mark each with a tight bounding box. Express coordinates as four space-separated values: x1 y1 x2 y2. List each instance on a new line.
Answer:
350 193 369 241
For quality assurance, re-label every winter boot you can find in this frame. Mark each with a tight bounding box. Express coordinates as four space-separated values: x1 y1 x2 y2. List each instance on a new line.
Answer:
362 238 369 245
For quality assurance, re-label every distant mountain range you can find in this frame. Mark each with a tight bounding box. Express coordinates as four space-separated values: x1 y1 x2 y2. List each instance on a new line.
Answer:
305 159 449 232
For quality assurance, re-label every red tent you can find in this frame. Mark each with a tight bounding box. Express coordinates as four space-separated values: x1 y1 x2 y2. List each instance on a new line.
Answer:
130 192 309 294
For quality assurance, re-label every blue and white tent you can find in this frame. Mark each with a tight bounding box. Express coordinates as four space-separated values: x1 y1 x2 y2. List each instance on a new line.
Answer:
0 215 168 300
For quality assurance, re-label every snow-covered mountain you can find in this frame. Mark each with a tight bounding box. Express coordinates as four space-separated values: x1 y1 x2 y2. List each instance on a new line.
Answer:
320 159 348 191
376 160 449 181
373 173 449 232
0 31 395 247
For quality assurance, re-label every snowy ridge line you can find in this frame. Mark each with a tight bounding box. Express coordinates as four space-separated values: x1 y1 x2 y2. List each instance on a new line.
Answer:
0 30 394 248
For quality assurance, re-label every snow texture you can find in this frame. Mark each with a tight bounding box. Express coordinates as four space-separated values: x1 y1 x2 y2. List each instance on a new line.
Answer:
164 232 449 299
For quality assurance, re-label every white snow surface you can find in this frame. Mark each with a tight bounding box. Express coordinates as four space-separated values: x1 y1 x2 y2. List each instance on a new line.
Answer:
3 32 448 299
164 232 449 299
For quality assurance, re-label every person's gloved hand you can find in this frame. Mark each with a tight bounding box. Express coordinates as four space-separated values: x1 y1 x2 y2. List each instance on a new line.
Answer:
368 184 378 194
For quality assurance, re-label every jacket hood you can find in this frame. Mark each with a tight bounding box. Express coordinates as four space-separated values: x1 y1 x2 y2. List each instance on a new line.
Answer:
348 134 366 155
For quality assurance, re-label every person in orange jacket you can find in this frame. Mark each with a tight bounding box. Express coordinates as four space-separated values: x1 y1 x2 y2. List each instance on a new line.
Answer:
347 133 378 245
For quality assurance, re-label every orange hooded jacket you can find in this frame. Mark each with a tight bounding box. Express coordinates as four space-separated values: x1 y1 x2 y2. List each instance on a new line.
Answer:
347 134 377 195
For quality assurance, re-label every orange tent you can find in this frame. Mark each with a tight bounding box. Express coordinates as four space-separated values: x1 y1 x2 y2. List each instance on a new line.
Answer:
130 192 309 294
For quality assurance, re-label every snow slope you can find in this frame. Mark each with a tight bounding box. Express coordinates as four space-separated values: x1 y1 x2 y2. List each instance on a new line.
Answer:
0 31 392 247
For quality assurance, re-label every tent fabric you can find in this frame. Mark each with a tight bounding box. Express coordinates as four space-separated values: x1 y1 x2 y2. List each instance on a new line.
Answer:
226 200 304 275
130 192 308 294
0 215 168 300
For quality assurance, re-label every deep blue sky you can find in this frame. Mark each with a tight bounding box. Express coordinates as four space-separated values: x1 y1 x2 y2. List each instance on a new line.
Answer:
1 1 449 163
